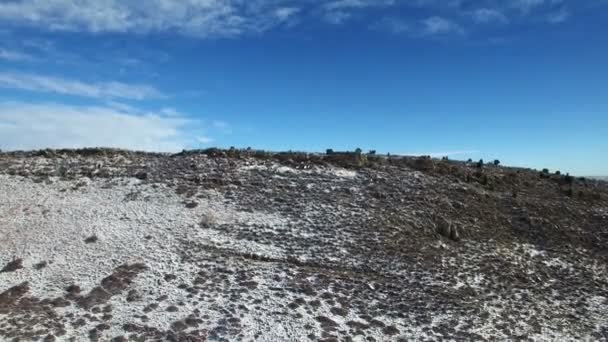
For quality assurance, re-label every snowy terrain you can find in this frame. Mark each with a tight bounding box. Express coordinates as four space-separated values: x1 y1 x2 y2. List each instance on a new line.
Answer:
1 150 607 341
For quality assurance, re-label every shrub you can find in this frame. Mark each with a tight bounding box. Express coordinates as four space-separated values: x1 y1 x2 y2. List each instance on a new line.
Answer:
368 150 376 155
555 170 561 175
493 159 500 166
476 159 484 168
326 149 334 155
354 148 363 155
542 168 549 174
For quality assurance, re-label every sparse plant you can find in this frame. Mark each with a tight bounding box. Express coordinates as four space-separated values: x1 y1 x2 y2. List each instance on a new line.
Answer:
482 174 489 185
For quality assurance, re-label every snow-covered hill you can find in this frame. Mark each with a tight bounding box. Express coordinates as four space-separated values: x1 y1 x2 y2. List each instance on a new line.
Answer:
1 149 607 341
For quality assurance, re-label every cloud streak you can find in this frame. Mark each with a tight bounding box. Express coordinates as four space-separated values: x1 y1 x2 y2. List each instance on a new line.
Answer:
0 0 300 38
422 16 464 35
0 49 34 62
0 72 164 101
0 101 210 152
0 0 584 39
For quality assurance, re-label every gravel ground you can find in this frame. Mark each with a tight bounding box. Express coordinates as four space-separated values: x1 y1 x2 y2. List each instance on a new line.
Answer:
0 150 607 341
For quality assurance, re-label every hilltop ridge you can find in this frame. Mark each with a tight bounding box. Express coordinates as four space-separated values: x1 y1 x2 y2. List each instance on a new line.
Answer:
0 148 607 341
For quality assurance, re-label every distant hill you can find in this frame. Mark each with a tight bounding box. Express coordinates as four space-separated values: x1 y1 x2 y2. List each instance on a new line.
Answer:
589 176 608 181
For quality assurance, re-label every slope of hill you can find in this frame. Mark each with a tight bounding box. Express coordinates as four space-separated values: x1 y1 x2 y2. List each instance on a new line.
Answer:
1 149 607 341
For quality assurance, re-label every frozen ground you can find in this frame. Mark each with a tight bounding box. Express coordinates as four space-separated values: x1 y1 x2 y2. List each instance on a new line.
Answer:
0 151 607 341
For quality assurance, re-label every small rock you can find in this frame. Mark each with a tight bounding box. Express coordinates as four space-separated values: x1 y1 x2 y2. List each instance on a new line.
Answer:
84 235 99 244
134 171 148 180
0 258 23 273
185 201 199 209
34 261 48 270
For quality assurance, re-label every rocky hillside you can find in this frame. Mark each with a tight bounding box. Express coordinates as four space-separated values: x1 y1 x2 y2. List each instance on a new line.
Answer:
0 149 607 341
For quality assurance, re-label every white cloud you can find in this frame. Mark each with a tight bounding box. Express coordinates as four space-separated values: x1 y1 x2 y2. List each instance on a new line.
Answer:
0 1 589 39
0 72 164 100
422 16 463 35
196 136 214 144
274 7 299 22
323 10 352 24
322 0 395 24
212 120 232 134
511 0 547 13
546 8 570 23
324 0 393 11
0 49 34 62
471 9 509 24
0 101 210 152
0 0 301 38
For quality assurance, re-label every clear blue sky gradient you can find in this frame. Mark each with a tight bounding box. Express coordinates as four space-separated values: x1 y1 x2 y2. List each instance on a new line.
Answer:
0 1 606 175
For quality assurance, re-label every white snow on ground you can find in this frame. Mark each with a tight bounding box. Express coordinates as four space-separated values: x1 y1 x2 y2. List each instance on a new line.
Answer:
0 175 395 340
1 173 607 341
239 163 358 179
0 175 292 297
0 175 295 338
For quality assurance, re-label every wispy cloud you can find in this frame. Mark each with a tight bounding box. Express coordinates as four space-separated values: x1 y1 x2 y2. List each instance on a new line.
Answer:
471 9 509 24
0 72 165 101
212 120 232 134
0 101 211 152
510 0 548 13
546 8 570 23
0 0 301 38
0 49 34 62
422 16 464 35
0 1 588 39
321 0 395 24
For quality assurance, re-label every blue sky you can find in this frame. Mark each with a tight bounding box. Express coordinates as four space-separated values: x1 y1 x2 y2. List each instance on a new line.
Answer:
0 0 607 175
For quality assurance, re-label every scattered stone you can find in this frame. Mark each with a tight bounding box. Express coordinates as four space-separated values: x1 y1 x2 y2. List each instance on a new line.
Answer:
185 201 199 209
84 235 99 244
33 261 48 270
134 171 148 180
0 258 24 273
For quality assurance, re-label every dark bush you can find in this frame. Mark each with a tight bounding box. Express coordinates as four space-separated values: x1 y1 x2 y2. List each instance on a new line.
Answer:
493 159 500 166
